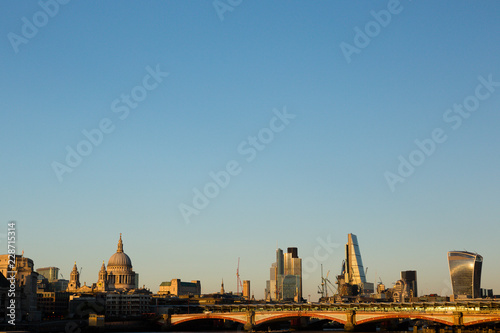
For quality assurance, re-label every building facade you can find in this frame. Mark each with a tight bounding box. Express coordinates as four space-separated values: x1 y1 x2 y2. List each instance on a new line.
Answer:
401 270 418 298
243 280 250 300
37 267 59 282
158 279 201 296
105 292 150 317
337 234 374 296
266 247 302 302
448 251 482 299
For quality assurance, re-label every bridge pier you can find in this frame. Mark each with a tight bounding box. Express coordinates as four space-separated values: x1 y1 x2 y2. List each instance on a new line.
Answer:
161 314 172 331
344 310 356 332
244 310 255 331
453 312 464 326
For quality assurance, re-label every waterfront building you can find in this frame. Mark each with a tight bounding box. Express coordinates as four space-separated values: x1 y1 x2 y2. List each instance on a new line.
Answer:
37 291 70 318
105 291 150 317
158 279 201 296
448 251 482 299
0 254 41 321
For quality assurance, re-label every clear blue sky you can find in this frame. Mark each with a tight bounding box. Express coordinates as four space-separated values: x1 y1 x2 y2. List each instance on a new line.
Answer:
1 1 499 300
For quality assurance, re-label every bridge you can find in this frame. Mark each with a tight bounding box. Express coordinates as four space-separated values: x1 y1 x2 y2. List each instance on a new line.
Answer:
161 302 500 331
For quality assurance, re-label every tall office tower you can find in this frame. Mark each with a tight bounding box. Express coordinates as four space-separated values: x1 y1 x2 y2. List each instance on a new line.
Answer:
284 247 302 301
267 247 302 301
243 280 251 300
448 251 483 299
401 270 418 297
337 233 373 296
345 233 367 285
276 248 284 276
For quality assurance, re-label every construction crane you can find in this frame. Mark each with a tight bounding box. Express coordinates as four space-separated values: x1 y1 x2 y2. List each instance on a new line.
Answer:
318 264 326 298
236 257 243 295
318 265 337 299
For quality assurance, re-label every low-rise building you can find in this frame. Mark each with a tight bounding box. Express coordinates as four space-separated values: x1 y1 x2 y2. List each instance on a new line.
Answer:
159 279 201 296
37 291 70 318
106 291 151 317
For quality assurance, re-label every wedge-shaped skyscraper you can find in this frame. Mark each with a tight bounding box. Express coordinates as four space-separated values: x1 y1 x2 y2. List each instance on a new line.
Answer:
448 251 482 299
345 233 366 285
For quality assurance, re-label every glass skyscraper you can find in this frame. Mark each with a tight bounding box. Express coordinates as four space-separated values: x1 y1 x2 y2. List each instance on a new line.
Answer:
346 234 366 285
266 247 302 301
448 251 482 299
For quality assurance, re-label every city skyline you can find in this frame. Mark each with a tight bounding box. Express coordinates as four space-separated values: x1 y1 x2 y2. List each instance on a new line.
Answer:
2 1 500 302
19 230 498 301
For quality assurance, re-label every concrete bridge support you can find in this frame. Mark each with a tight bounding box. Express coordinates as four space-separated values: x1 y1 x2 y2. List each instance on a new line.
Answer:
453 312 463 326
161 314 172 331
344 310 356 332
244 310 255 331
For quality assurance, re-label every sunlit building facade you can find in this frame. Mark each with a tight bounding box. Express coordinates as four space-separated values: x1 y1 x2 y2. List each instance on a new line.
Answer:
345 234 366 285
266 247 302 302
448 251 482 299
337 233 374 296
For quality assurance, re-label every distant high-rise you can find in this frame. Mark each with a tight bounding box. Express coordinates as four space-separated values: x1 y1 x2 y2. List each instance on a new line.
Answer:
345 234 366 285
37 267 59 282
401 270 418 298
243 280 250 300
266 246 302 301
284 247 302 301
448 251 482 299
337 233 373 295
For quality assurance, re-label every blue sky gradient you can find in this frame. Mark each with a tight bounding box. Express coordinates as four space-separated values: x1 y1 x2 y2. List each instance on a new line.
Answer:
1 1 499 299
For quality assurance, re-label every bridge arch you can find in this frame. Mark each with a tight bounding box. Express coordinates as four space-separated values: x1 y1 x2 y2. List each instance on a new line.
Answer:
464 318 500 327
172 314 247 326
355 314 453 326
254 312 347 326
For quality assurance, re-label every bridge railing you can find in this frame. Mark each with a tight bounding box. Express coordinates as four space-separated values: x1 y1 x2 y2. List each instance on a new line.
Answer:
200 301 500 314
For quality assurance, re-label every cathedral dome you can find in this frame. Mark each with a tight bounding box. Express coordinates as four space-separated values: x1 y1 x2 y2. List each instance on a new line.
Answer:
108 252 132 267
107 234 133 268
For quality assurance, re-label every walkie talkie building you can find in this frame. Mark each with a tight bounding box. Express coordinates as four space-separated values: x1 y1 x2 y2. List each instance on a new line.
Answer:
448 251 482 299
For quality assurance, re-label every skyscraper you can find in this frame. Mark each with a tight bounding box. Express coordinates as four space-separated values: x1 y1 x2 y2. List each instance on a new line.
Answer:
266 247 302 302
337 233 373 296
401 270 418 298
283 247 302 301
345 234 366 285
243 280 250 300
448 251 482 299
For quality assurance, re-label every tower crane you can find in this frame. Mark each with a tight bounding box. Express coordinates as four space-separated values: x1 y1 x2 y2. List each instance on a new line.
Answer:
236 257 243 295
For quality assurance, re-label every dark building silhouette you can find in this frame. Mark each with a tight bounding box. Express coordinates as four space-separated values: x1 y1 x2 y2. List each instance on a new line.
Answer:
401 270 418 297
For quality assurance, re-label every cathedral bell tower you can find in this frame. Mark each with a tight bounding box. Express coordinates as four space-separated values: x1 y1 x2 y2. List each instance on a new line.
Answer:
67 261 81 292
96 261 108 291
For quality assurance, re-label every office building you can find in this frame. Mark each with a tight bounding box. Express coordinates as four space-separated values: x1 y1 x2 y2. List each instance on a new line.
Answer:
266 247 302 302
337 234 374 296
37 267 59 282
243 280 250 300
401 270 418 298
448 251 482 299
105 292 150 317
158 279 201 296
